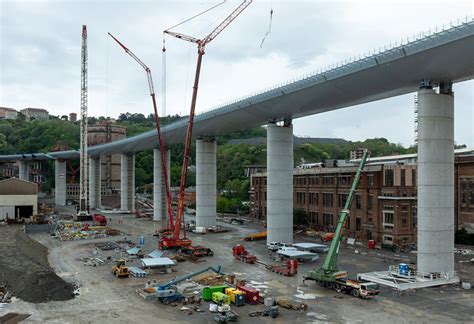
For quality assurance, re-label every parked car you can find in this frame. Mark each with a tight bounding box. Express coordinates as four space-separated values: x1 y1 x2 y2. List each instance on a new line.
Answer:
267 242 291 251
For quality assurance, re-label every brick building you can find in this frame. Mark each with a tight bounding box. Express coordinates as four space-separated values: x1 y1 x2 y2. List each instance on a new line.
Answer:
250 149 474 246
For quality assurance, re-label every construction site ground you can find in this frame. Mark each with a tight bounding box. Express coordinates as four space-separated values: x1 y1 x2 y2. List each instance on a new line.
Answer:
1 211 473 323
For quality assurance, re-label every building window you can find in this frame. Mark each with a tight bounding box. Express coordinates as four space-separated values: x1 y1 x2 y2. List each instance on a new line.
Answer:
322 175 334 186
412 169 416 187
346 216 350 230
295 177 307 186
338 173 351 185
309 211 318 225
412 207 417 228
264 191 267 201
461 181 468 205
296 192 306 204
253 178 259 186
367 173 374 187
384 169 394 186
323 193 333 207
355 194 361 209
470 181 474 205
383 205 394 229
356 217 361 231
338 194 348 208
309 176 320 186
383 235 393 243
367 195 373 210
309 192 318 205
401 206 408 227
255 192 259 201
323 213 333 226
401 169 406 187
263 178 267 185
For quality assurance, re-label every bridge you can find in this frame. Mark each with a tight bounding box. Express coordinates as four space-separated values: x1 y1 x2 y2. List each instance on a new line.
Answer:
1 20 473 276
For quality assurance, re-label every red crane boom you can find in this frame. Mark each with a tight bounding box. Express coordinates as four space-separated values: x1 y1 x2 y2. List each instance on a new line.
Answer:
163 0 252 246
108 33 174 230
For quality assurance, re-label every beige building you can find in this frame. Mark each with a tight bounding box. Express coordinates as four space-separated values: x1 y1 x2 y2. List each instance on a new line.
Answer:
0 107 18 119
20 107 49 120
0 178 38 221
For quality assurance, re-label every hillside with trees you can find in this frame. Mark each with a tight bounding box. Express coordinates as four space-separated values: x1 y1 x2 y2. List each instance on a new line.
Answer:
0 114 426 211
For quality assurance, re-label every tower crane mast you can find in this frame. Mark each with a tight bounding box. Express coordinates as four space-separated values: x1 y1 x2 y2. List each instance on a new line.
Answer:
78 25 89 218
108 33 175 230
161 0 253 249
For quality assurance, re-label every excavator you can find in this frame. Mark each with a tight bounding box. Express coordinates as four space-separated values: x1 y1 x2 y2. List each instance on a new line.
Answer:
304 150 380 299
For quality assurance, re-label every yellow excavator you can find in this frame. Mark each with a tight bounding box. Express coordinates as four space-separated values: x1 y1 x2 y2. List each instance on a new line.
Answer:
111 259 129 278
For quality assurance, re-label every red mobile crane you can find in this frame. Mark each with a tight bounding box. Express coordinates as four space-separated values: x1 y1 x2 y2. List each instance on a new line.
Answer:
108 33 175 231
160 0 253 250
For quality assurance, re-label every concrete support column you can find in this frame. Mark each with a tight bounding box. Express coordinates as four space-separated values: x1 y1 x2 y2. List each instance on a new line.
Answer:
89 156 101 210
153 148 171 222
18 161 29 181
417 87 454 274
267 122 294 244
120 153 135 213
196 138 216 227
54 160 67 206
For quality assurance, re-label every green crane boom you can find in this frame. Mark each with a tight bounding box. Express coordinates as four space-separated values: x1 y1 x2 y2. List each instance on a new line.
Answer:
307 150 369 282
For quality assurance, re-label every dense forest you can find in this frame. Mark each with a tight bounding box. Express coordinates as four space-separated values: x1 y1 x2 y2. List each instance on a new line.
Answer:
0 113 427 212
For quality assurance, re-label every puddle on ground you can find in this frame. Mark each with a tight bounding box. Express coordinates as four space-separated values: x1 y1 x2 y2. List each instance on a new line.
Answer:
307 312 328 320
263 280 287 289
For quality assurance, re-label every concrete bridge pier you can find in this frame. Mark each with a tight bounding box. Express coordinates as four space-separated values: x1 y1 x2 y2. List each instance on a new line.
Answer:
18 161 29 181
196 138 216 228
417 82 455 274
266 121 294 244
54 160 66 206
120 153 135 213
89 156 101 210
153 148 171 222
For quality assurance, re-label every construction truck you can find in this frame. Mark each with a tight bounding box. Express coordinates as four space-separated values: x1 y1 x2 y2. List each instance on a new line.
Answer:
233 244 257 264
304 150 380 299
111 259 129 278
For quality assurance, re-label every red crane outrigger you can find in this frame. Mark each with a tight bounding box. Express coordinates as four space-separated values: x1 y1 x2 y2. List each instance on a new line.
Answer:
107 33 175 231
159 0 253 250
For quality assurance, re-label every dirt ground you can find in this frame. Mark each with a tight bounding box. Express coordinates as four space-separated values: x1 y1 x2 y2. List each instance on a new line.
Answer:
0 225 75 303
1 212 473 323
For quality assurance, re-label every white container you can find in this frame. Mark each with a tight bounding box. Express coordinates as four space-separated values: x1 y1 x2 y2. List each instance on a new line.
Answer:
264 297 274 307
461 282 471 290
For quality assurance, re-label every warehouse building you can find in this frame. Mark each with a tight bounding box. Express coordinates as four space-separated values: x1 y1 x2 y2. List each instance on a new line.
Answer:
0 178 38 221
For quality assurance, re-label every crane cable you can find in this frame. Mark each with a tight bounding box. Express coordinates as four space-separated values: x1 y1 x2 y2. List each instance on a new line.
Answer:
164 0 226 33
260 4 273 48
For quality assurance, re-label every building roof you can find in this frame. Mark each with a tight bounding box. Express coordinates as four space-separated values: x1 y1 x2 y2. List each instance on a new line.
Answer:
0 178 38 195
21 107 48 113
0 107 17 112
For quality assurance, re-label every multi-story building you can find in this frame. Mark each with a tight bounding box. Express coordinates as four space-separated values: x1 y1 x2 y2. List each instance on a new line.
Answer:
0 107 18 119
87 122 127 193
20 107 49 120
250 149 474 246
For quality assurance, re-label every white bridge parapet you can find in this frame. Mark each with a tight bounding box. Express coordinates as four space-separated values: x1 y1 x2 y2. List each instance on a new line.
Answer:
357 265 459 291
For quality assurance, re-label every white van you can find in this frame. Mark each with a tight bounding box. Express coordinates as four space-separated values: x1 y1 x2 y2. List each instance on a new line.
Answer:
267 242 291 251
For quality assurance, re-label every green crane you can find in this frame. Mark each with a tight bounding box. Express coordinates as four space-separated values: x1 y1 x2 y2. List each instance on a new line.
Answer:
306 150 369 283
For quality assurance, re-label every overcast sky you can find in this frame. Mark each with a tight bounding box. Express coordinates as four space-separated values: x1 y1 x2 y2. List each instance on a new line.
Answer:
1 0 473 147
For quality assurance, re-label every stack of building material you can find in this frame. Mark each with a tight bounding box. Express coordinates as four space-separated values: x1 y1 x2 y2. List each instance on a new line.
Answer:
129 267 148 278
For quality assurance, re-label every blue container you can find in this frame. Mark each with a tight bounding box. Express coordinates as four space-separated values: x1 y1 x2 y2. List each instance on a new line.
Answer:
399 263 409 276
139 236 145 245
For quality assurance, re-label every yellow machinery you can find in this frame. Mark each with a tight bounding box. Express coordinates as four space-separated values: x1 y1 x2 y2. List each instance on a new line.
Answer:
225 288 245 306
111 259 129 278
212 292 230 305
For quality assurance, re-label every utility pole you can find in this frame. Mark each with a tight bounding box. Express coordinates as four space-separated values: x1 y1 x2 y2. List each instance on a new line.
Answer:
78 25 90 219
